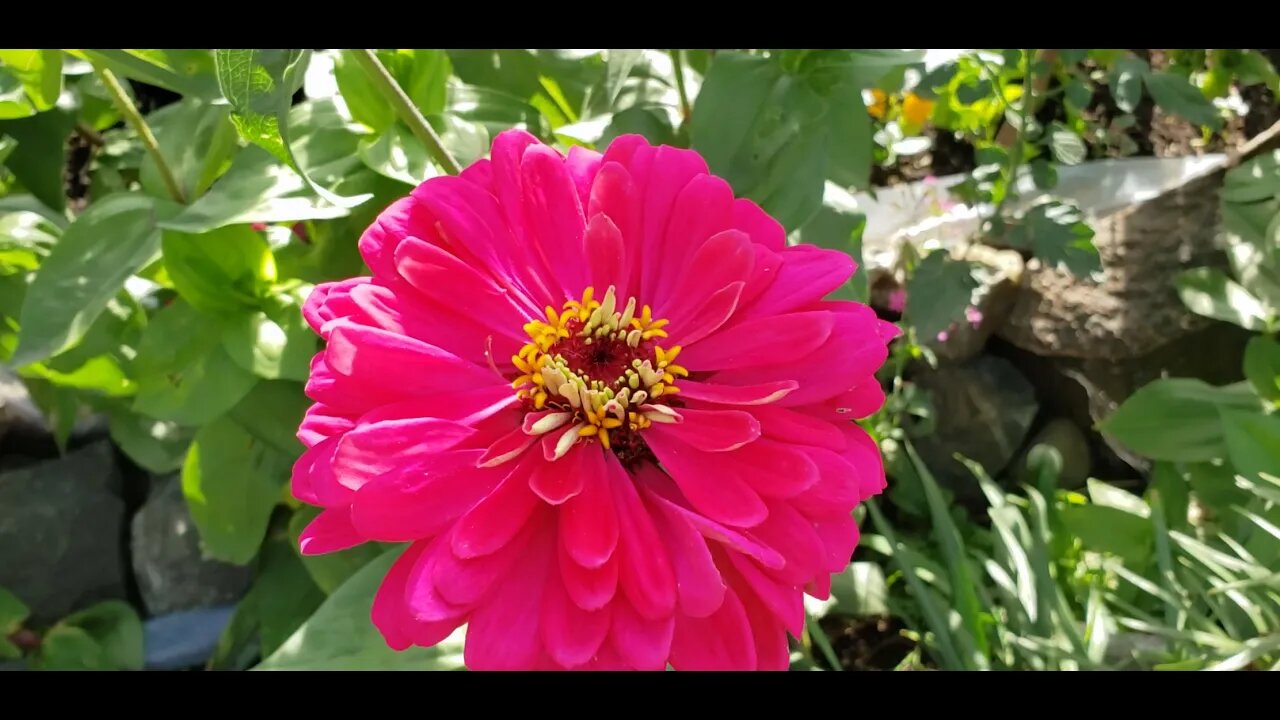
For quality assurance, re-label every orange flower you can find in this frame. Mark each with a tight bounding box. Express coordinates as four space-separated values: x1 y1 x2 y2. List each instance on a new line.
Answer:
901 93 934 126
867 88 888 120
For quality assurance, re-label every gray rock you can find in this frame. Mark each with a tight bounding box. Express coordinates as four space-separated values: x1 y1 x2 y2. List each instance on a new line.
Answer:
907 355 1039 499
131 476 252 616
1014 418 1092 489
928 246 1025 364
0 367 48 446
0 441 127 625
999 171 1226 360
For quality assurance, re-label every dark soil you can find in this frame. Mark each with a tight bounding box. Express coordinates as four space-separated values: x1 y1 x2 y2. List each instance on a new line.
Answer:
819 615 921 670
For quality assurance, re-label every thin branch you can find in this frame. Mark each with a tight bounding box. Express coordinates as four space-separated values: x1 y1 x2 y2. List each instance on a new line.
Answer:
90 62 186 204
351 49 461 176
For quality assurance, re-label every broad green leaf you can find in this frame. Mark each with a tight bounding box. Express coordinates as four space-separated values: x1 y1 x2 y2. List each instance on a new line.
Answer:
13 194 159 365
1243 335 1280 402
358 123 433 185
1101 378 1264 462
20 354 135 397
906 251 979 339
107 407 194 474
1049 125 1087 165
0 68 35 119
0 50 62 111
334 50 450 133
182 413 293 565
1145 70 1223 130
1005 201 1100 277
826 80 872 189
1061 503 1153 566
1111 56 1149 113
0 586 29 634
206 590 261 671
225 379 310 458
76 49 221 99
598 106 676 147
33 626 107 669
58 601 144 670
256 547 467 670
0 210 58 272
215 49 369 210
131 300 257 426
221 305 315 382
594 49 643 114
1222 150 1280 204
1175 266 1270 331
139 98 237 201
0 108 74 211
162 101 369 233
1150 462 1191 532
795 183 867 302
255 534 325 656
161 225 275 317
447 84 546 139
828 562 890 617
288 506 385 595
1221 410 1280 483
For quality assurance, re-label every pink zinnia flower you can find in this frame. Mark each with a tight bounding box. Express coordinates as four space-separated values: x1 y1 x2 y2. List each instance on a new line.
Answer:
292 130 898 671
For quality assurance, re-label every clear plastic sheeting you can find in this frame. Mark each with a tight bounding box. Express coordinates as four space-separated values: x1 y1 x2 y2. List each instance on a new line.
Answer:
851 153 1230 273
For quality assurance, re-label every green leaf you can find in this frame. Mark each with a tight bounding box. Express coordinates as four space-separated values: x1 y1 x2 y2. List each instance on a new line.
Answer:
161 101 369 234
1100 378 1264 462
107 407 194 474
162 225 275 317
131 300 257 427
140 98 237 201
0 210 59 272
288 506 385 595
691 52 828 231
182 413 293 565
335 50 450 133
1222 150 1280 204
33 626 107 669
1030 159 1058 190
1110 56 1149 113
906 250 979 339
1086 478 1150 517
357 123 433 186
826 80 872 189
256 547 467 670
594 50 643 114
0 586 29 635
1006 201 1100 277
1221 410 1280 483
255 534 325 657
599 106 676 148
221 304 315 382
1049 125 1087 165
58 601 144 670
1061 503 1153 566
1175 267 1270 331
225 379 310 459
214 49 369 211
1145 70 1223 130
795 183 867 302
77 49 221 99
0 108 74 211
1064 78 1094 110
13 194 159 366
828 562 889 617
0 50 62 111
1244 335 1280 402
0 68 36 119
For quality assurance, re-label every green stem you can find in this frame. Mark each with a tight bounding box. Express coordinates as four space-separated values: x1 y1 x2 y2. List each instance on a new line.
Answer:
351 49 461 176
993 49 1036 226
670 49 692 123
806 610 843 670
90 62 186 204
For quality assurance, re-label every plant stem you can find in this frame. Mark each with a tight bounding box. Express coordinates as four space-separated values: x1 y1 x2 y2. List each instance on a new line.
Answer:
992 49 1036 226
806 610 843 670
670 49 692 124
351 49 461 176
90 62 186 204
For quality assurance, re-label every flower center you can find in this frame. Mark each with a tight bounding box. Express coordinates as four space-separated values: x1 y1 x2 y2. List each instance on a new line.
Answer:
512 286 687 461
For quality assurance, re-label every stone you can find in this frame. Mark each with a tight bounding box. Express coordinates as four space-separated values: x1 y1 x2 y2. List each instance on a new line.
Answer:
130 476 252 616
0 441 127 625
927 245 1025 364
907 355 1039 499
1013 418 1092 489
998 171 1226 361
992 320 1253 476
